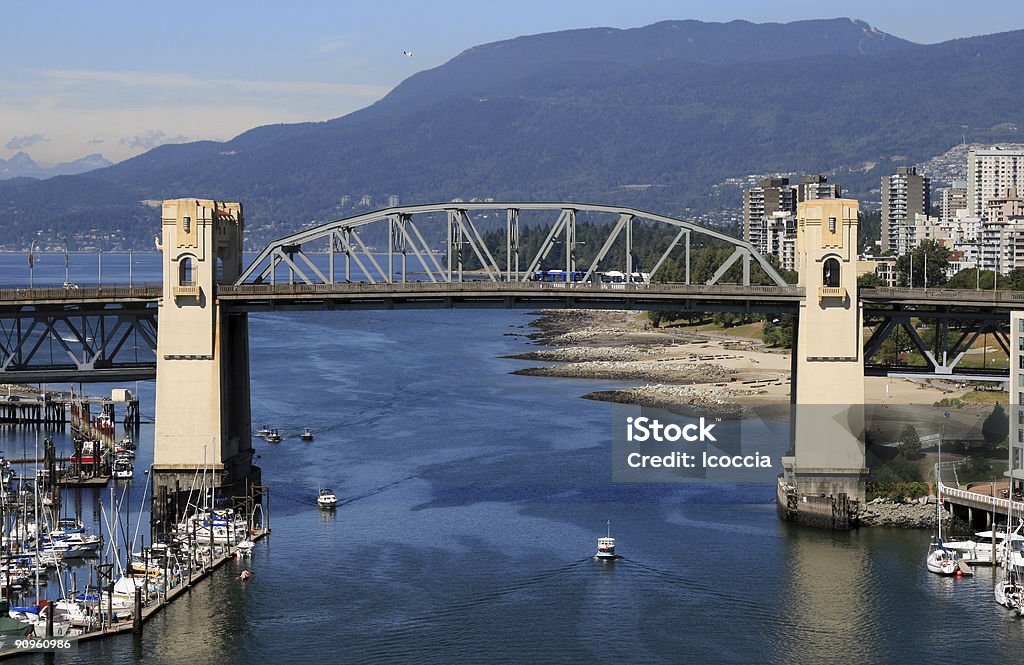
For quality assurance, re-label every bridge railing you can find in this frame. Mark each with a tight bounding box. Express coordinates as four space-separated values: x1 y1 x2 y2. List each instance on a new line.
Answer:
938 480 1013 513
218 281 806 297
0 285 161 302
863 287 1024 303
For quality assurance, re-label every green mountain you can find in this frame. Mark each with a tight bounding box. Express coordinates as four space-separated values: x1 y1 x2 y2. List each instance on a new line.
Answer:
1 18 1021 250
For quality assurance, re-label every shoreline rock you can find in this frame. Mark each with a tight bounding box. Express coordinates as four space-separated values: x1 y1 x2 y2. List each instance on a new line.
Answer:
512 360 735 384
859 500 972 531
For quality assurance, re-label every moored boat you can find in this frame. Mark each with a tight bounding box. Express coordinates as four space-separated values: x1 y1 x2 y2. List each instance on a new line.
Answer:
926 540 959 575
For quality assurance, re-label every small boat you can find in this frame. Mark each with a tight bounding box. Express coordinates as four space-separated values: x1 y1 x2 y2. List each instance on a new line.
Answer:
301 427 314 441
234 540 255 558
70 440 107 465
255 425 272 438
112 459 134 480
265 429 282 443
119 435 136 451
595 520 617 560
926 540 959 575
317 488 338 509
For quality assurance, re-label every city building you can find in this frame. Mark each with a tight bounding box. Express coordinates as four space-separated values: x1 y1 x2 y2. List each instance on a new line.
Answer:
938 183 967 223
796 174 841 202
743 175 838 263
968 145 1024 218
881 166 930 255
743 177 795 255
1009 311 1024 494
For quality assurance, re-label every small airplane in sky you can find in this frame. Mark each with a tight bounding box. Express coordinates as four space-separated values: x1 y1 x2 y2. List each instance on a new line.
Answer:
403 50 414 58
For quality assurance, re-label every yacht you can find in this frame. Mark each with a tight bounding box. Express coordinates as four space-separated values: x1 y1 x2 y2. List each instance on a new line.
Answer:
265 429 282 443
255 425 272 438
595 521 617 560
301 427 314 441
317 488 338 509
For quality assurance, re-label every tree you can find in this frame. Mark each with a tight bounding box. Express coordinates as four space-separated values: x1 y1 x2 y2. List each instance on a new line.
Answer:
762 315 793 348
946 268 1008 290
895 240 950 288
898 424 924 460
982 403 1009 449
858 272 884 288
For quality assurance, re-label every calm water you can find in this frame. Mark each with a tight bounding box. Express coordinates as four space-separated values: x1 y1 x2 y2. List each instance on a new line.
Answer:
3 253 1024 664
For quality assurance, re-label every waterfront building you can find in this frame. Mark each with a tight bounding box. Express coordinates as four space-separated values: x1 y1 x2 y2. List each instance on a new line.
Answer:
1010 311 1024 495
968 145 1024 218
881 167 930 255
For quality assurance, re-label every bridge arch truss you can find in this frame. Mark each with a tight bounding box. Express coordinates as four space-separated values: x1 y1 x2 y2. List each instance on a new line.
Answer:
236 203 787 287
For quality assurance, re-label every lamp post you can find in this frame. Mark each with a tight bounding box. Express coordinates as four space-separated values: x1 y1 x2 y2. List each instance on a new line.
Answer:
28 241 37 288
63 238 70 286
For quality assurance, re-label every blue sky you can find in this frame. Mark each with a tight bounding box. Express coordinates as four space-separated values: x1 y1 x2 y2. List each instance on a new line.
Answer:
3 0 1022 165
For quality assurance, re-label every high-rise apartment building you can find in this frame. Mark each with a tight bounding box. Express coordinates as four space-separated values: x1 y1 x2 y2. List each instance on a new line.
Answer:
744 175 838 258
881 166 930 255
796 175 841 202
968 146 1024 218
939 184 967 223
743 177 795 255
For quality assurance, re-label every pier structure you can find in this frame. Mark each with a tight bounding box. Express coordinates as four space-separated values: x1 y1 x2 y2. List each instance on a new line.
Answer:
151 199 261 531
0 393 65 426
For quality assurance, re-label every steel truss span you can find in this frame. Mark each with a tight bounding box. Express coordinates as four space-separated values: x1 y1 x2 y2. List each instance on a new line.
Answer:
235 202 788 288
0 301 157 382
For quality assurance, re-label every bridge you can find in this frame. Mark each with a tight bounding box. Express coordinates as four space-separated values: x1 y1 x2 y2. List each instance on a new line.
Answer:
0 198 1016 530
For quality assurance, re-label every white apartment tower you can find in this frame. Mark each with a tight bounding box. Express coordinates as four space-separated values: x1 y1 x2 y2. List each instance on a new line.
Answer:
968 146 1024 218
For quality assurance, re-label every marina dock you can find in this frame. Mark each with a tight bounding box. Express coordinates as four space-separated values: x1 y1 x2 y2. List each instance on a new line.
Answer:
0 528 269 659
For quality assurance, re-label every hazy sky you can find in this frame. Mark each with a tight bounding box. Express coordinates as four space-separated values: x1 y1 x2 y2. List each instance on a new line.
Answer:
4 0 1022 165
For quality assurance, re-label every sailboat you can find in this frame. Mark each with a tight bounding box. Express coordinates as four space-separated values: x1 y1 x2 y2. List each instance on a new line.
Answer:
927 460 962 575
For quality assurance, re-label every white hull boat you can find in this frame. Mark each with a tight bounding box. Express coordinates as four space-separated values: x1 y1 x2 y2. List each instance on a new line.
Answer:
926 542 959 575
317 488 338 509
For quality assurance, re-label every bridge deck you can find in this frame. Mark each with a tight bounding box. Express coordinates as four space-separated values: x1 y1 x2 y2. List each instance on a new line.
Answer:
0 283 1019 309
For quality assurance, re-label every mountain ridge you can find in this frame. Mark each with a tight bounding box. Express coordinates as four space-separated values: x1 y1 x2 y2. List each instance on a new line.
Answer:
1 18 1022 250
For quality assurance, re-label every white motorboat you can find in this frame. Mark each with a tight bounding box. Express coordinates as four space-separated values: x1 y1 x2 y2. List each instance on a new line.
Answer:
265 429 282 443
595 520 617 560
301 427 314 441
317 488 338 509
943 530 1004 564
235 540 255 558
112 458 134 480
255 425 272 438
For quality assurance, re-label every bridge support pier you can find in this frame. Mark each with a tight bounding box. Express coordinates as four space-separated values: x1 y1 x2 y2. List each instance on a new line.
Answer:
779 199 868 529
151 199 260 531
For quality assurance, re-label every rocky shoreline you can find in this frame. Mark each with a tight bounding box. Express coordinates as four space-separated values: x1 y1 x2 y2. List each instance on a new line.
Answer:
513 309 975 530
859 499 971 531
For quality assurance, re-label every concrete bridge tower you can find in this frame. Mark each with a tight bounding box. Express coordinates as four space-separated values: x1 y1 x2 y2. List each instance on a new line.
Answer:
780 198 868 527
152 199 259 515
